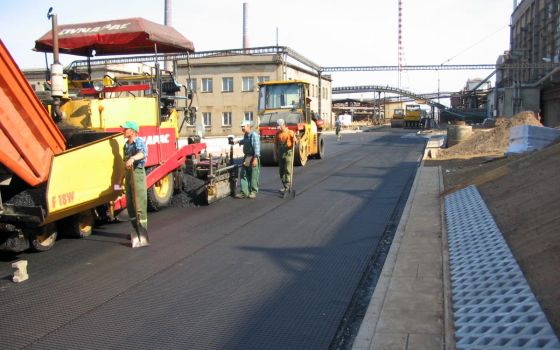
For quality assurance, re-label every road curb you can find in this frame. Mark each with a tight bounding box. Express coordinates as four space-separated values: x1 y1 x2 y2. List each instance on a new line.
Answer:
440 166 456 350
351 160 425 350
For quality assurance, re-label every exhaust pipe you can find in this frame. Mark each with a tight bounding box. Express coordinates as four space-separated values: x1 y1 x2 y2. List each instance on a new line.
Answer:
47 8 65 122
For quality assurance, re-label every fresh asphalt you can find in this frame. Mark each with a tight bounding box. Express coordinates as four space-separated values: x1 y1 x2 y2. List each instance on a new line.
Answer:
0 128 426 350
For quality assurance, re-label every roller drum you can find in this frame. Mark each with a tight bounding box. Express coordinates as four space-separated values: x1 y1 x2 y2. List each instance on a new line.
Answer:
260 142 277 166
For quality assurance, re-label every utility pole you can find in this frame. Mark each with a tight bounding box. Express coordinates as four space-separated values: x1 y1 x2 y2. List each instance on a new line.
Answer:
398 0 404 108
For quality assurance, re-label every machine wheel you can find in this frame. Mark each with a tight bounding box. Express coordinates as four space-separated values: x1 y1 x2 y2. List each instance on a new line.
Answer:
316 136 325 159
29 223 58 252
294 140 308 166
63 210 95 238
148 172 174 211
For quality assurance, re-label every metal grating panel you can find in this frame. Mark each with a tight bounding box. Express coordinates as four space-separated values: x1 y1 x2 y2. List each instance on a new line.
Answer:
445 185 560 349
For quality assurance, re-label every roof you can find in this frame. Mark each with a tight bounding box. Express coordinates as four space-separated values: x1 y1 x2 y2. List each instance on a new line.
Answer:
34 17 194 56
258 80 310 86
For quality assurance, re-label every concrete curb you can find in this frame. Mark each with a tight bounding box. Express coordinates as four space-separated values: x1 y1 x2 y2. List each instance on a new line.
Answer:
440 167 456 350
352 161 425 350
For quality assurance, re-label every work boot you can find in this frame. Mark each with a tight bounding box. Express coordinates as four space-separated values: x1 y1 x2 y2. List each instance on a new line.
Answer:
130 232 141 248
139 231 150 247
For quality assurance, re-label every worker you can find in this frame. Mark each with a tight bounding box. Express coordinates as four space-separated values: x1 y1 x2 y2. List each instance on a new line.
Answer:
335 117 342 141
273 118 296 193
122 120 149 248
236 119 260 199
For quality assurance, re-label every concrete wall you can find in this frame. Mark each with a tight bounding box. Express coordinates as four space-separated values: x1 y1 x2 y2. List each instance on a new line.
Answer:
500 87 540 117
542 86 560 127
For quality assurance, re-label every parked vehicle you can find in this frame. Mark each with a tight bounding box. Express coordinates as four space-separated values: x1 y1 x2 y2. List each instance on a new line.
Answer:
390 108 405 128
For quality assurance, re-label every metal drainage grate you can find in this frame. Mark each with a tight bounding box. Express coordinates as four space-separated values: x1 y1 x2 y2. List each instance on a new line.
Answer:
445 185 560 349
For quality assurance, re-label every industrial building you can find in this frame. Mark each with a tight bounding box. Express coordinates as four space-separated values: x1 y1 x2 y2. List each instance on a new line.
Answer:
493 0 560 126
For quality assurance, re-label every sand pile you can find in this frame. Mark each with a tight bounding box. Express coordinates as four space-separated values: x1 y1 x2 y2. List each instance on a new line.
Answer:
438 111 542 159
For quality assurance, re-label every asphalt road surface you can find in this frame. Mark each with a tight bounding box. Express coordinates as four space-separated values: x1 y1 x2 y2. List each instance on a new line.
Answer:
0 127 426 350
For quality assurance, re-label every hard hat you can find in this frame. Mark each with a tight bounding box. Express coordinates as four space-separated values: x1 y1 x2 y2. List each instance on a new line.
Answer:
121 120 139 132
276 119 285 127
240 119 251 127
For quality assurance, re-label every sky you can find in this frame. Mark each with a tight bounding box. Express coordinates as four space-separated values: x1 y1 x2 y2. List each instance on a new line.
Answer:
0 0 514 98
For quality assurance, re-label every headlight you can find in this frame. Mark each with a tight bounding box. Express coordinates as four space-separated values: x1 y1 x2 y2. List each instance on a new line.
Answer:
93 81 104 92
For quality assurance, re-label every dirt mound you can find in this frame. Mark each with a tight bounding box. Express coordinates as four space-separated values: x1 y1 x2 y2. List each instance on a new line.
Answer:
437 111 542 159
477 142 560 337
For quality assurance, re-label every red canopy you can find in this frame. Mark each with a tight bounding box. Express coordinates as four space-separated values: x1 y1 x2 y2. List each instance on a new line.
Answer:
34 17 194 56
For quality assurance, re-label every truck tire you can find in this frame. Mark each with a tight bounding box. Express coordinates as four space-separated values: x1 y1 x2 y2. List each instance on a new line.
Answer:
29 224 58 252
147 172 174 211
294 140 308 166
62 210 95 238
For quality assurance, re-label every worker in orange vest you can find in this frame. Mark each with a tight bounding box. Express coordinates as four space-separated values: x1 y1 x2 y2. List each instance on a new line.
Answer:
273 118 297 193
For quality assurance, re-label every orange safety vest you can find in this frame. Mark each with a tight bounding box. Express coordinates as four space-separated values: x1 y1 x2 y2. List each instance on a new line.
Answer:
275 128 295 150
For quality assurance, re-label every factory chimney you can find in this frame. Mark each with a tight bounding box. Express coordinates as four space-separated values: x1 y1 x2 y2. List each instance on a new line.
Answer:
164 0 173 72
243 3 249 51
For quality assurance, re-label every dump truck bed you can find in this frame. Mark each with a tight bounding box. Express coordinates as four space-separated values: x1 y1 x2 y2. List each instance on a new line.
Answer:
0 39 66 187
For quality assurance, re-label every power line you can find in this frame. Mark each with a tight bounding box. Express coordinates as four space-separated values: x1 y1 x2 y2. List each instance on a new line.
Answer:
440 25 508 65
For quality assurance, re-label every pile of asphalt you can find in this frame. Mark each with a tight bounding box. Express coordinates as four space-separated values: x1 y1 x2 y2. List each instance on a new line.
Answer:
5 186 46 208
169 173 207 208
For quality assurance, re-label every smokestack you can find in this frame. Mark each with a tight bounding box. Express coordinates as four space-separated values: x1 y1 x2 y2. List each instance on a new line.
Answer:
164 0 173 72
165 0 172 27
243 3 249 51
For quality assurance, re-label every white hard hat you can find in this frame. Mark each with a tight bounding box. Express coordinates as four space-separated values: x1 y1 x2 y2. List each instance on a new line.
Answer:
276 119 285 127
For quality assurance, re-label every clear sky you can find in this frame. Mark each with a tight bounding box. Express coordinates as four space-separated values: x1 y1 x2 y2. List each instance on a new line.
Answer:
0 0 514 96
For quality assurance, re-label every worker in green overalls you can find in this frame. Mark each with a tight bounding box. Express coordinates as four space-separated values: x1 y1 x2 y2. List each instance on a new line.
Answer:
236 119 260 199
273 118 296 192
122 120 149 248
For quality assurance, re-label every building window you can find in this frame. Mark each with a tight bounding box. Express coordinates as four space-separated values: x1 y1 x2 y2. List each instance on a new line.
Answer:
201 78 213 93
242 77 254 92
244 111 254 122
222 112 232 126
257 76 270 83
222 77 234 92
203 112 212 126
187 78 197 92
